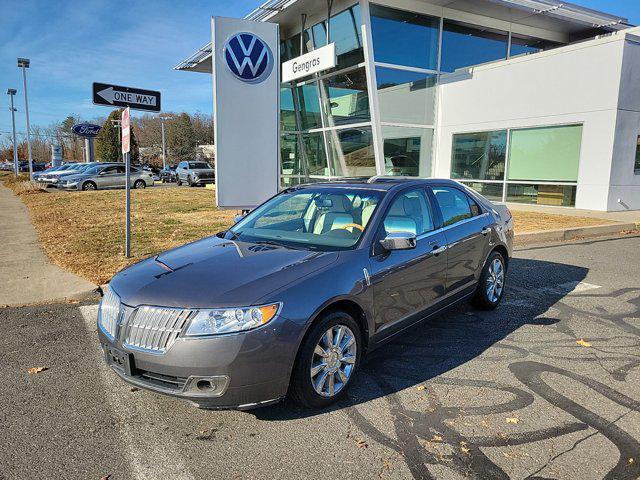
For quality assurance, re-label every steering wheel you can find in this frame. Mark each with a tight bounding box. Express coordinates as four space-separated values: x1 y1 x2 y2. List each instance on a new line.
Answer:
337 223 365 232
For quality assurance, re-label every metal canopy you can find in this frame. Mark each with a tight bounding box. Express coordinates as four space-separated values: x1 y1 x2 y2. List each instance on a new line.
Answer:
174 0 632 72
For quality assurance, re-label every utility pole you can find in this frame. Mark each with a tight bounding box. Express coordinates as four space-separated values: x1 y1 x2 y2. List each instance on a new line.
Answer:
161 117 167 169
17 58 32 181
6 89 19 178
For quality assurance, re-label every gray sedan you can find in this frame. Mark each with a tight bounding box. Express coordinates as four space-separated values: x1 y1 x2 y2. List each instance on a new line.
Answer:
98 178 513 410
59 164 154 191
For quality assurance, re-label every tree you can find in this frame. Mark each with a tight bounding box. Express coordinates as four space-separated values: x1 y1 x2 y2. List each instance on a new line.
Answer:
167 112 196 162
94 109 139 163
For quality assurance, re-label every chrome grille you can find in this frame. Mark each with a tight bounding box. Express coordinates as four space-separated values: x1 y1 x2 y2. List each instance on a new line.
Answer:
98 287 121 340
123 306 193 353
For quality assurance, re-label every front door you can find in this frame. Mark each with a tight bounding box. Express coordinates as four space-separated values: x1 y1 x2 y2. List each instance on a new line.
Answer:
430 186 492 292
368 188 447 338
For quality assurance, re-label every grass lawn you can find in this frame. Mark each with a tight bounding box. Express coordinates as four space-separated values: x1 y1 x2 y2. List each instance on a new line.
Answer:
0 173 616 284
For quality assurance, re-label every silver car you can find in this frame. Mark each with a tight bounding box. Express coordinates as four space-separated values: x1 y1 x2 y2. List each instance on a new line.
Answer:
59 164 154 191
176 161 215 187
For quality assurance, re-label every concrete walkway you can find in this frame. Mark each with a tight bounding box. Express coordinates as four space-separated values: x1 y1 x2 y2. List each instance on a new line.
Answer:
0 183 97 307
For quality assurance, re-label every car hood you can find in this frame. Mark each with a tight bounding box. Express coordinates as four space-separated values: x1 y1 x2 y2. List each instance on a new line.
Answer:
109 236 338 309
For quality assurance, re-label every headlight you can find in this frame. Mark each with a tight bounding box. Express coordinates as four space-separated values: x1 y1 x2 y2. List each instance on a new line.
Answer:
184 303 281 336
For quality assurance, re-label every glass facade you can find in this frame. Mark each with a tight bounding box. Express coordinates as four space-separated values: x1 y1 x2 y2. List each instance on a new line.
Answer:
453 125 582 206
278 2 571 202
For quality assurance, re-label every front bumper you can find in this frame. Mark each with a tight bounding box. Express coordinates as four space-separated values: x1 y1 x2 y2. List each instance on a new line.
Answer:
97 314 298 409
58 183 80 190
192 177 215 185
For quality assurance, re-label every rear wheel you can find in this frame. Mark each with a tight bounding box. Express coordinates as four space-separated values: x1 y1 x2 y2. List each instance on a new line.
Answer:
290 311 361 409
134 179 146 189
472 251 506 309
82 181 96 191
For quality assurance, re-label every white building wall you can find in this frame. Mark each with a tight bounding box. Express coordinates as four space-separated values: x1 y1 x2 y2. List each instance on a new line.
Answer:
609 35 640 211
434 32 631 211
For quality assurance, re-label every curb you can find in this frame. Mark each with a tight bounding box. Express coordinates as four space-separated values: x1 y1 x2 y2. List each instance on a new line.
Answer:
0 286 101 309
514 222 639 246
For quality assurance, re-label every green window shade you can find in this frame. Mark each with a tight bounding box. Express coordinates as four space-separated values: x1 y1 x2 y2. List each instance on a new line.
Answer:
507 125 582 182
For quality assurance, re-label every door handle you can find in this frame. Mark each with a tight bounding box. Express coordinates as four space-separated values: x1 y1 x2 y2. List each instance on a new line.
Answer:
432 245 447 255
481 227 492 236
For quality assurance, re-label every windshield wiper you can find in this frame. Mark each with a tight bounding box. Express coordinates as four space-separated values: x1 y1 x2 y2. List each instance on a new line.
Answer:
228 230 242 240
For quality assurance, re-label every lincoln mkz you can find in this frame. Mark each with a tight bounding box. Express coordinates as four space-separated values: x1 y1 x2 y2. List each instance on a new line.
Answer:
98 178 513 409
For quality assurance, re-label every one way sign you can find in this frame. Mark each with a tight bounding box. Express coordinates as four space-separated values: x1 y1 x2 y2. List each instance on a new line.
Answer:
92 82 161 112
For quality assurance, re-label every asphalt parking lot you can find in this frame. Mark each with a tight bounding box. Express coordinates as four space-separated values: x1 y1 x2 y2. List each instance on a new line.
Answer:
1 236 638 480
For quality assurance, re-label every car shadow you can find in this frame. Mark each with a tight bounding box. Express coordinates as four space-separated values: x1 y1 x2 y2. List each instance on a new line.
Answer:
249 257 589 421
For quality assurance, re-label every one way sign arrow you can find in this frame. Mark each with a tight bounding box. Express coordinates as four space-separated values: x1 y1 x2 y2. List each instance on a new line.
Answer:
92 82 161 112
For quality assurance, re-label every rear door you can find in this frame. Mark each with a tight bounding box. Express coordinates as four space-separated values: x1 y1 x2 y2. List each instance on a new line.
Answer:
429 185 493 292
368 187 448 338
95 166 119 188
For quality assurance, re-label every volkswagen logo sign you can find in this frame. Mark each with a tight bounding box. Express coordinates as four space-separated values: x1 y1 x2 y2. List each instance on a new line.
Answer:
224 32 273 84
72 123 101 138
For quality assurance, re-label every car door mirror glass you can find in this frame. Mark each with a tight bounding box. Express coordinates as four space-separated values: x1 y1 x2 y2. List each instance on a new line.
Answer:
380 232 417 251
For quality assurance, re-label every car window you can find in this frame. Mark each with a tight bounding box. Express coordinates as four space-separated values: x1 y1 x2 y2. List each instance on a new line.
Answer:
102 166 117 174
115 165 126 174
382 189 434 236
432 187 474 227
188 162 212 169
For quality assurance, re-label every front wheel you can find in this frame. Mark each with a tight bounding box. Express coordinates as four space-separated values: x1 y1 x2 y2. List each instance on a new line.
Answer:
133 180 146 189
472 251 506 310
176 177 182 186
290 311 361 409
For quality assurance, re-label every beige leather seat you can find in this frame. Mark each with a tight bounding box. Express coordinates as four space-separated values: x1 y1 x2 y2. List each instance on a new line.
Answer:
313 194 354 234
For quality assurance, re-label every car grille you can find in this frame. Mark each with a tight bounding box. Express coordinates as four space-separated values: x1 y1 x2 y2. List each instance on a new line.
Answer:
196 172 214 179
123 306 194 353
99 287 122 340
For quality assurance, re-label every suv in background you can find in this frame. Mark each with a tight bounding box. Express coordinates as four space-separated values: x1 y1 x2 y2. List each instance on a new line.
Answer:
159 166 177 183
176 161 215 187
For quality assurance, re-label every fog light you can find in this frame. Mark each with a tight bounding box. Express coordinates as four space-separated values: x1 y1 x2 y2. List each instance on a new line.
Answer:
183 375 229 397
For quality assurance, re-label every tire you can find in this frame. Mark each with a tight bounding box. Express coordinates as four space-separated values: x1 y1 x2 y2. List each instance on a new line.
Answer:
188 176 194 187
472 251 507 310
134 180 146 189
290 311 362 409
82 181 97 191
176 177 182 186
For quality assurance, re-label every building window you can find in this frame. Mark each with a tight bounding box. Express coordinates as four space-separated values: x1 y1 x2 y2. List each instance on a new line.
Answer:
506 184 577 207
326 127 376 177
508 125 582 182
509 34 562 58
459 182 504 202
376 67 437 126
370 4 440 70
302 132 329 176
441 20 508 72
451 130 507 181
280 87 297 132
312 5 363 71
635 135 640 174
382 126 433 177
320 68 370 126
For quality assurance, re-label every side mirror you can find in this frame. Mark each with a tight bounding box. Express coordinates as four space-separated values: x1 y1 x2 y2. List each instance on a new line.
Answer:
380 231 417 251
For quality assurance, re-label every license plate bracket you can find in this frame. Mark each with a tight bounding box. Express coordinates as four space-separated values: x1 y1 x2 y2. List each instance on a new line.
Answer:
104 345 136 377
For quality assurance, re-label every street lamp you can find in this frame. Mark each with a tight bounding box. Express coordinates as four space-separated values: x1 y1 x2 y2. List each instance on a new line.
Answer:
17 57 33 181
159 114 171 170
6 89 19 178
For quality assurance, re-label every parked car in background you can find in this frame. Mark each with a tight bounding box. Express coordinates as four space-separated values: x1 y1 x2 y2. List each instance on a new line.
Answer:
141 165 160 181
59 164 154 191
36 162 83 186
98 177 513 410
0 161 14 171
176 161 215 187
159 166 177 183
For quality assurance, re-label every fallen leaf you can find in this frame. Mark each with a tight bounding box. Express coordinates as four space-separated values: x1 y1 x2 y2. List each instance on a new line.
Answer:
431 435 443 442
355 439 368 449
576 339 592 347
506 417 520 424
130 387 140 392
381 458 392 471
460 441 470 454
417 385 426 391
28 367 48 374
100 475 112 480
629 458 635 465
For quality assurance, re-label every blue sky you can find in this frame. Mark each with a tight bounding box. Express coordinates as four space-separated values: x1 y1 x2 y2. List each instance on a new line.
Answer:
0 0 638 142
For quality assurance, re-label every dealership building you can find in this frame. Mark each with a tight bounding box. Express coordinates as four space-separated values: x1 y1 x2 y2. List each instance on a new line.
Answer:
176 0 640 211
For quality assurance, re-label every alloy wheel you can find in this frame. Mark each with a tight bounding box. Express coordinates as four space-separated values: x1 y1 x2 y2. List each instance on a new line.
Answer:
486 258 505 303
310 325 356 398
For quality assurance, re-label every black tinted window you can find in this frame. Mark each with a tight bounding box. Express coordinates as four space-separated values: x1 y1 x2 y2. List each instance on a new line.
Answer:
432 187 473 226
188 162 211 169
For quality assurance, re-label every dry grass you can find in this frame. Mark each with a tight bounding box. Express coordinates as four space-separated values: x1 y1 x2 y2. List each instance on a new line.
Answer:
512 211 614 233
0 174 618 284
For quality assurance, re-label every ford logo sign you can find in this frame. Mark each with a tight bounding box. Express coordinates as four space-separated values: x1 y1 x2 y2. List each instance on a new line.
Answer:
72 123 101 138
224 32 273 84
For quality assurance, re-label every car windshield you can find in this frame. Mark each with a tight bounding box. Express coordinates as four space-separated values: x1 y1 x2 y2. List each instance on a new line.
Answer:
228 187 385 251
84 165 103 175
188 162 212 169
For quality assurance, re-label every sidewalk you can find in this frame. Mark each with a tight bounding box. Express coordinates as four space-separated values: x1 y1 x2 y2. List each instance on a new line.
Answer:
0 183 97 307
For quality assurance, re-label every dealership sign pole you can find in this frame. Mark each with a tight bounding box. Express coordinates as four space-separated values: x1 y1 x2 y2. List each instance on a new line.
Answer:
122 107 131 258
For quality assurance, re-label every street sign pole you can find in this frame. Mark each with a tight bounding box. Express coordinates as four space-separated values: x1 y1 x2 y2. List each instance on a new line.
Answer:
122 107 131 258
7 90 19 179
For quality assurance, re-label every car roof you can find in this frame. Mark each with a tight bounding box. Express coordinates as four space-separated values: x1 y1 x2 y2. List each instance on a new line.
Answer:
289 177 465 192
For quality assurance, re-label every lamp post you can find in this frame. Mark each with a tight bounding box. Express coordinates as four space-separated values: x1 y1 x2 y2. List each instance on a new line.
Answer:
6 89 19 178
160 116 167 170
17 57 33 181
